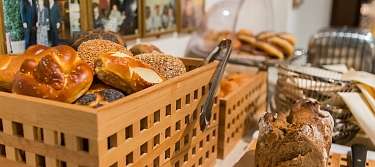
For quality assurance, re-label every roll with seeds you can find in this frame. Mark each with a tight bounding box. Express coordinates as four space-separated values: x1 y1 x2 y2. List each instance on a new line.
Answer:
135 53 187 80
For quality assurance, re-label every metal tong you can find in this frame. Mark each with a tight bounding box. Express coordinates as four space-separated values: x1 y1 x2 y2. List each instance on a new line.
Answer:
348 144 367 167
199 39 232 131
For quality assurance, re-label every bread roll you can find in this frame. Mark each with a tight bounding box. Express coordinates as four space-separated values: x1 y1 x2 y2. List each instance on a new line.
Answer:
255 99 334 167
77 39 131 70
237 29 254 37
12 45 94 103
267 36 295 57
130 44 163 55
278 32 297 46
135 53 186 79
0 45 48 91
72 30 127 49
95 52 164 94
257 31 276 40
254 41 284 59
75 83 125 108
237 35 257 46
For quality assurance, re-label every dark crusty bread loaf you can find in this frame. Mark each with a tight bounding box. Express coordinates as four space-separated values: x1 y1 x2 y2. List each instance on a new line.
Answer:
255 99 334 167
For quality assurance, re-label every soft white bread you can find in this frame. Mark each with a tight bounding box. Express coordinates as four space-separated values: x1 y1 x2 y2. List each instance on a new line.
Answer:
95 52 164 94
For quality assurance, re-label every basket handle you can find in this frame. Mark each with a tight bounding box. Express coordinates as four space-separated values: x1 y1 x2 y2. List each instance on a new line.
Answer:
200 39 232 131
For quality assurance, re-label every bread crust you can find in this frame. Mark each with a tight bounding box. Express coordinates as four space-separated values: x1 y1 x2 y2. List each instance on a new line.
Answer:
12 45 94 103
0 45 48 90
255 99 334 167
95 52 164 94
135 53 186 79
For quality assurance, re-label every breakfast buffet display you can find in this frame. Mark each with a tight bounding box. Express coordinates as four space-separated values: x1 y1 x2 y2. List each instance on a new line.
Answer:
0 39 188 108
1 0 375 166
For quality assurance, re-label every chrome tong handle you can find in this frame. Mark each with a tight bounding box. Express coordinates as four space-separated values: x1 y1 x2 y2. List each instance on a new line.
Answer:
200 39 232 131
349 144 367 167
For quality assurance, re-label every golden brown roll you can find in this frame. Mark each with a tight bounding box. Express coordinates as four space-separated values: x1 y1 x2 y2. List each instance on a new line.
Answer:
135 53 186 79
0 45 48 91
254 41 284 59
95 52 164 94
77 39 131 70
130 43 163 55
12 45 94 103
237 29 254 37
25 45 49 55
267 36 295 57
238 35 257 46
278 32 297 46
257 31 276 40
75 84 125 108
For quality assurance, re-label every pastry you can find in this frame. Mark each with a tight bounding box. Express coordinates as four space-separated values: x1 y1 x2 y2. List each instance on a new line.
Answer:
255 99 334 167
267 36 295 57
0 45 48 91
12 45 94 103
135 53 186 79
95 52 164 94
237 34 257 46
75 84 125 108
77 39 131 70
254 41 284 59
237 29 253 37
278 32 297 46
25 44 49 55
130 44 163 55
257 31 276 40
72 30 127 49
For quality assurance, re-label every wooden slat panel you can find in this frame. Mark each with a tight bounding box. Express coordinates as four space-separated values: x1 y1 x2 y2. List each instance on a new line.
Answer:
25 152 36 166
0 92 97 139
96 62 218 139
0 133 97 166
44 129 57 145
0 156 30 167
46 157 57 167
218 72 267 159
23 125 34 141
3 119 13 135
5 146 16 161
64 133 77 152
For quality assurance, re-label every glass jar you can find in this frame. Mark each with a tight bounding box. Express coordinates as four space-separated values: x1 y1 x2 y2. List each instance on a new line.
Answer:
186 0 274 58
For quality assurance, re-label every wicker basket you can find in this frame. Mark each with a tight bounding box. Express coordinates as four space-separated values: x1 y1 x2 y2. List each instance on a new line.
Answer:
217 72 267 159
274 64 364 145
274 64 356 112
0 58 219 167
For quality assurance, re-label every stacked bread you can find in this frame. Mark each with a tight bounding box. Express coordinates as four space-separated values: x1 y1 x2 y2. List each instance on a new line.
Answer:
255 99 334 167
0 38 187 108
202 29 296 60
237 30 296 60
